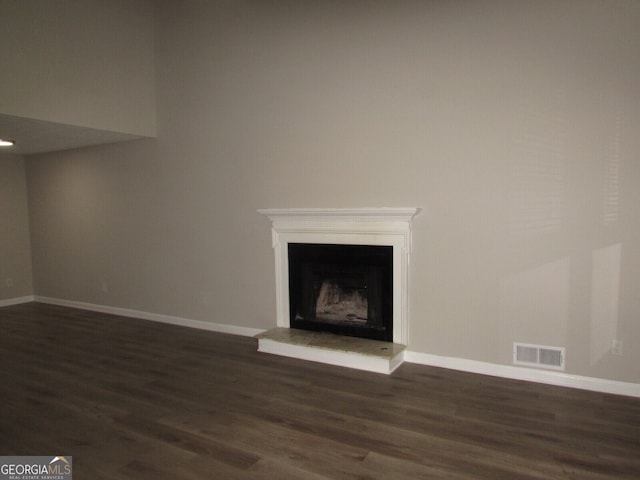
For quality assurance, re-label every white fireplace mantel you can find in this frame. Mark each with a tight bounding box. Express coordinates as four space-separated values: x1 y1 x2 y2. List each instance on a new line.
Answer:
258 207 420 345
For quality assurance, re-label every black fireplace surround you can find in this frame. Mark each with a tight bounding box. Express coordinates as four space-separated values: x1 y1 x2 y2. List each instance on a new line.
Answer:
288 243 393 342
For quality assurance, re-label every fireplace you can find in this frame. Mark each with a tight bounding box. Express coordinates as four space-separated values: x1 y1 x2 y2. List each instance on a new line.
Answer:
258 208 418 347
288 243 393 341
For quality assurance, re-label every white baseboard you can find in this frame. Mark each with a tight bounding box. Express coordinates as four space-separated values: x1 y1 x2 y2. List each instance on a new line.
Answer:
404 351 640 398
0 295 35 307
33 296 266 338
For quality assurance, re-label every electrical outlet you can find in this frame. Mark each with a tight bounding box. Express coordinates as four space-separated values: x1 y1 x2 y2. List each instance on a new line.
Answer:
5 278 14 287
612 340 623 356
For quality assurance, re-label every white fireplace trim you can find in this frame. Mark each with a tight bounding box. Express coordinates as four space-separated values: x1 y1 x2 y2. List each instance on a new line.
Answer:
258 207 420 345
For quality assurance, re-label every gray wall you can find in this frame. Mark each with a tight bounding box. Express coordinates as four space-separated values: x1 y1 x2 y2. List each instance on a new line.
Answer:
0 155 33 301
26 0 640 383
0 0 156 136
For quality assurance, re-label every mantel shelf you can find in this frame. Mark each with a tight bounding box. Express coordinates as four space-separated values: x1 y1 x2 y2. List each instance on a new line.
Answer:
257 207 420 224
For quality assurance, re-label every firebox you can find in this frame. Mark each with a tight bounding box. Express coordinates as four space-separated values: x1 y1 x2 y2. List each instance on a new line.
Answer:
288 243 393 342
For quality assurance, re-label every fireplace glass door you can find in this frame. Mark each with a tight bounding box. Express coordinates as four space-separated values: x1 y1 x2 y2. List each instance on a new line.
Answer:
288 243 393 341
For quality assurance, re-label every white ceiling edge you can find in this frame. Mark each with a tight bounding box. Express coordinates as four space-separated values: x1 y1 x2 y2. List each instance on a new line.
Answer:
0 113 150 156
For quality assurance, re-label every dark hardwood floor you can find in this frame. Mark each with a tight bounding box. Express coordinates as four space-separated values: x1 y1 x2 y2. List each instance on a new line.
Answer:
1 302 639 479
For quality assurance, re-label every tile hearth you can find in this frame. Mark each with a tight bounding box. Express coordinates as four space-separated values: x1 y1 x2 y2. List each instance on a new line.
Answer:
255 328 406 374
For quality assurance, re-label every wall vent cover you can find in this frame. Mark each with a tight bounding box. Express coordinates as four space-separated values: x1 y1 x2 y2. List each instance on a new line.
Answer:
514 343 565 370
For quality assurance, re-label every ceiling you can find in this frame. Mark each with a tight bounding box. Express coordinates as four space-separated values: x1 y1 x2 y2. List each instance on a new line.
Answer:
0 114 145 156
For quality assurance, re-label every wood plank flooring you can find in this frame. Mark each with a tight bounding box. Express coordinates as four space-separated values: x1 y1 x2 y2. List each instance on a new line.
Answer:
1 302 639 479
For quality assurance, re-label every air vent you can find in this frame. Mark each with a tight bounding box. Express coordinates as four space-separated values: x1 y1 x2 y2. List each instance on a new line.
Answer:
514 343 565 370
